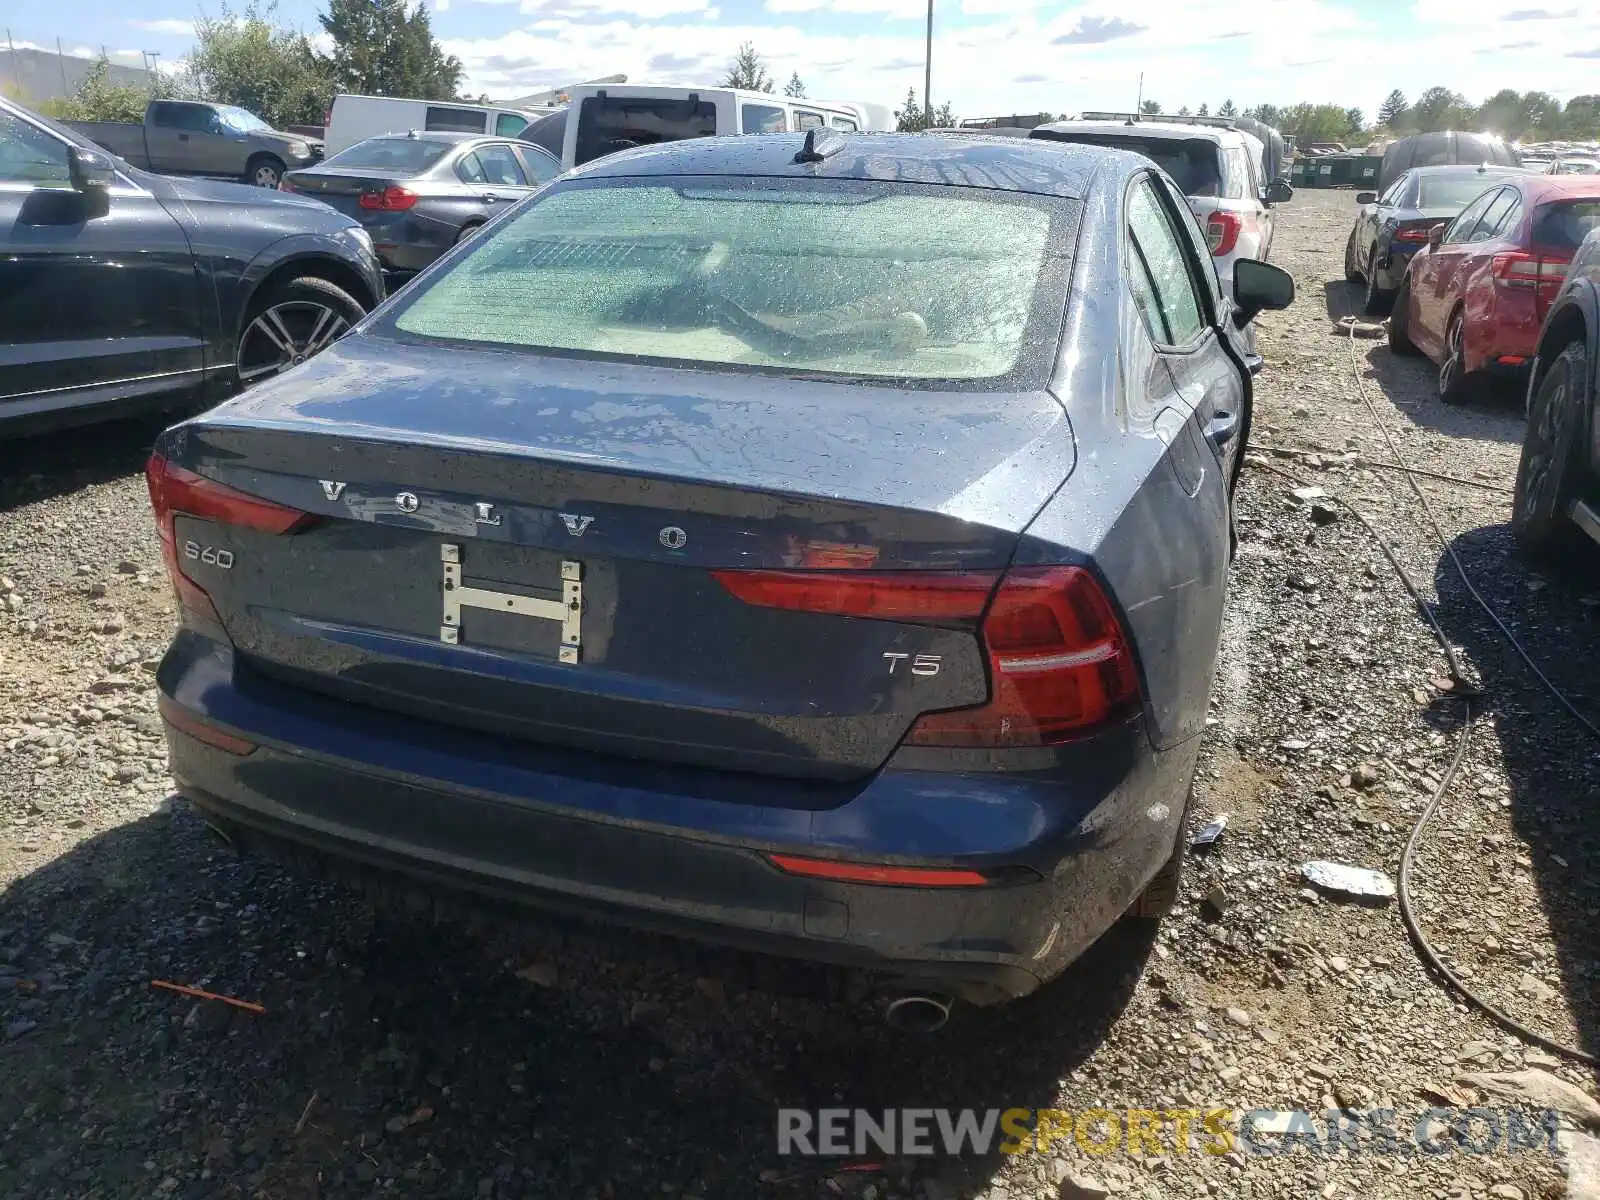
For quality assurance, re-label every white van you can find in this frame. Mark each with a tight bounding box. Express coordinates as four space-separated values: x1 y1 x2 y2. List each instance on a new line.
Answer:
552 85 890 170
324 95 558 158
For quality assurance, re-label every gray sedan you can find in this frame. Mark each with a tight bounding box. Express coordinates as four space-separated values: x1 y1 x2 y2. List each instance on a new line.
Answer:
282 132 561 280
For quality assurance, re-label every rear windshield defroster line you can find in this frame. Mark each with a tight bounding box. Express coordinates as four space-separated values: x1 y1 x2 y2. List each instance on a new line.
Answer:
379 175 1082 393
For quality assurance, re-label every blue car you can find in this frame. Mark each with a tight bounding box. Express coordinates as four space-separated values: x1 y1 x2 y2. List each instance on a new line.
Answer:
147 131 1293 1023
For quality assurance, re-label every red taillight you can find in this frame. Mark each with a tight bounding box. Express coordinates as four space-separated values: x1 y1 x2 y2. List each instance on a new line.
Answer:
1395 225 1431 243
906 566 1139 747
712 563 1141 747
1492 251 1570 316
767 854 989 888
711 569 999 625
145 454 314 622
359 185 418 211
1206 211 1242 257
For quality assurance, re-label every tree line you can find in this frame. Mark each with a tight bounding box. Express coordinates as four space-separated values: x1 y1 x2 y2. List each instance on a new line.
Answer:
48 0 464 127
1135 89 1600 144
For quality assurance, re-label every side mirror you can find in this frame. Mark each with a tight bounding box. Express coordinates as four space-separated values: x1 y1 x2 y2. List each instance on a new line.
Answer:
1266 178 1294 204
1231 259 1295 327
1427 223 1446 248
68 145 115 193
1355 190 1377 205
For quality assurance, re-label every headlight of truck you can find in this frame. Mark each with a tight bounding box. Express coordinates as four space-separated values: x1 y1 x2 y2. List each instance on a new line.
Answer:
287 140 311 159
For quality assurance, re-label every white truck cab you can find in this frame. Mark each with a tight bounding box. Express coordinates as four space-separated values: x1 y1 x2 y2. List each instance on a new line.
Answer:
555 85 889 170
324 95 559 159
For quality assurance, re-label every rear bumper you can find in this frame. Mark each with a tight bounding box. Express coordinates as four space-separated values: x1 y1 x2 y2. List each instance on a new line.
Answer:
1371 248 1416 291
159 632 1196 1004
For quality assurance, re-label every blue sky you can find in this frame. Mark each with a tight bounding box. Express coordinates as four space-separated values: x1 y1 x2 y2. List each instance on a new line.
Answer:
12 0 1600 119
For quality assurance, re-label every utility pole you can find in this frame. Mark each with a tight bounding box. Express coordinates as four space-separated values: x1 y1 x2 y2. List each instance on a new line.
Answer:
144 49 160 91
56 37 70 96
1135 72 1143 120
923 0 932 124
6 29 20 97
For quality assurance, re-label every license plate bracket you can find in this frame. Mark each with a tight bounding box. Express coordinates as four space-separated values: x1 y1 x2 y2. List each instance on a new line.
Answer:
439 542 582 663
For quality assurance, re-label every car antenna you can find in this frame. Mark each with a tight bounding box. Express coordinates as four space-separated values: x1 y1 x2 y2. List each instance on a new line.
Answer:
794 127 845 164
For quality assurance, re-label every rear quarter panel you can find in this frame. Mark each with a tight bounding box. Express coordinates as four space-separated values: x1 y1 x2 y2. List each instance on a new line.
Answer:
1020 175 1231 751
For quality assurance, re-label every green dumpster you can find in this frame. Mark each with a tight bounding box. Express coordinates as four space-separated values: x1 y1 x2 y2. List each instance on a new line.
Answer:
1313 155 1353 188
1351 155 1382 189
1290 158 1311 187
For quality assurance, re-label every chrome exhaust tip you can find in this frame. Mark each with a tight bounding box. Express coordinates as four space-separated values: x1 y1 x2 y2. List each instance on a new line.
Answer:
884 993 952 1033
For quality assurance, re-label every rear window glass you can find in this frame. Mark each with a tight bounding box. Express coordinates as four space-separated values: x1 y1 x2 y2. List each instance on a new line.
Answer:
1036 133 1222 196
324 138 452 172
387 178 1074 388
574 96 716 166
1419 175 1512 208
1532 201 1600 251
425 106 489 135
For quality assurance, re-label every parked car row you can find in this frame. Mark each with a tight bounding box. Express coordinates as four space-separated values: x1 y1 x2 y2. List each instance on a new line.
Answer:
1333 149 1600 562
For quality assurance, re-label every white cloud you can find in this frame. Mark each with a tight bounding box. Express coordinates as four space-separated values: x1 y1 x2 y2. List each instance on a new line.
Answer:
126 18 197 37
441 0 1600 118
523 0 715 15
767 0 927 19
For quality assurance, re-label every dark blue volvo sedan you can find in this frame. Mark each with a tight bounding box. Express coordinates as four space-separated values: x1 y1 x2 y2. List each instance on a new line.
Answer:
147 131 1292 1022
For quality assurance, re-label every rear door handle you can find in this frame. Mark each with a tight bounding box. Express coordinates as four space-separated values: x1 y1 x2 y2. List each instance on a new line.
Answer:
482 192 500 202
1205 410 1241 448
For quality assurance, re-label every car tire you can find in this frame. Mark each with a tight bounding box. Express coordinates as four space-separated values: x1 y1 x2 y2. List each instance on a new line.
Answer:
235 275 368 388
246 155 287 189
1343 229 1362 282
455 221 485 245
1362 249 1391 315
1512 341 1588 561
1388 278 1418 356
1438 309 1483 406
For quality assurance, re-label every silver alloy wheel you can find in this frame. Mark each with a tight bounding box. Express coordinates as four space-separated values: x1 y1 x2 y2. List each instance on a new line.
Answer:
1439 314 1464 397
252 162 281 188
236 299 348 384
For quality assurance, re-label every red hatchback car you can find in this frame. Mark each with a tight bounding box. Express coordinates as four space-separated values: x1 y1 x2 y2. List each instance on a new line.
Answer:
1389 175 1600 404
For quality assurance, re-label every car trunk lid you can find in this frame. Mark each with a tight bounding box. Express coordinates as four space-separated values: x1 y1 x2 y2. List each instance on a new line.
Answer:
153 335 1076 781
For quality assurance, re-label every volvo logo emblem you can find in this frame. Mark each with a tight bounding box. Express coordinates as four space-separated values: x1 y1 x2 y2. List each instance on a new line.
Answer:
395 491 420 513
658 525 687 550
560 513 595 537
319 480 346 501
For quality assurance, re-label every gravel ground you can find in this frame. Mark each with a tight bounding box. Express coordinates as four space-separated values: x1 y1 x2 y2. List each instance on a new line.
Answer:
2 188 1598 1200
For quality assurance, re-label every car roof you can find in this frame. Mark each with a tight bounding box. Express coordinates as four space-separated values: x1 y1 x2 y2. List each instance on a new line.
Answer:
1034 119 1241 147
1509 174 1600 199
1408 164 1535 178
355 131 501 146
570 131 1120 199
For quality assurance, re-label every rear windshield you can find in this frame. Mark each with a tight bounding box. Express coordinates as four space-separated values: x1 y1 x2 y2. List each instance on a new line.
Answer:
1418 175 1510 208
574 96 717 166
324 138 452 172
1035 132 1222 196
385 178 1075 389
1531 200 1600 251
